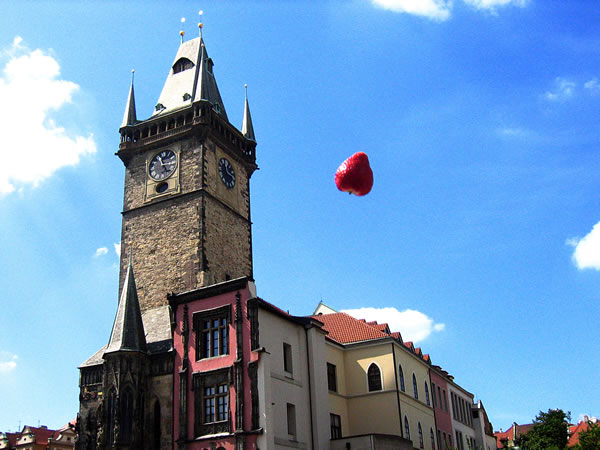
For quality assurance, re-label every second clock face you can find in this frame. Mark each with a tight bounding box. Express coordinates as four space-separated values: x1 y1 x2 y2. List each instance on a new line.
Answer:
149 150 177 181
218 158 236 189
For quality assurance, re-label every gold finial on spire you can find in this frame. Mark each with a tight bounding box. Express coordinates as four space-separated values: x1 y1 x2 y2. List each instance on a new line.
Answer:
131 69 135 83
180 17 186 43
244 83 248 98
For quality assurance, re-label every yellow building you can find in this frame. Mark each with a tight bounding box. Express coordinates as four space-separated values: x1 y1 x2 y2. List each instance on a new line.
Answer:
314 305 437 450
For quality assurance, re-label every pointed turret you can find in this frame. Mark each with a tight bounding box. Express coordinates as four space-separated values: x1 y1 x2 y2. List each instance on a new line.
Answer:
153 31 227 120
105 257 147 354
120 70 137 129
242 85 256 141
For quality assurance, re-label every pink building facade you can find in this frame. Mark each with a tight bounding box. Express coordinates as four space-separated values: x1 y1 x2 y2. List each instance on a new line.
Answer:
430 365 453 450
170 278 261 450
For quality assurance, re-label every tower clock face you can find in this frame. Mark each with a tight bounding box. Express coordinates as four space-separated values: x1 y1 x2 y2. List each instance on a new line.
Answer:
149 150 177 181
218 158 236 189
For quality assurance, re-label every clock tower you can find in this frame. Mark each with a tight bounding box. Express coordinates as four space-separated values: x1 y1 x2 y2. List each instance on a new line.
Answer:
117 30 257 311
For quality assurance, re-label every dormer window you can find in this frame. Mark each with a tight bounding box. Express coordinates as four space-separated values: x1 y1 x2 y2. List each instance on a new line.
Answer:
173 57 194 74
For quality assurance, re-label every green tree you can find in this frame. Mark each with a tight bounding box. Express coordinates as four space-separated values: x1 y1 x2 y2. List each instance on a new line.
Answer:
573 420 600 450
518 409 571 450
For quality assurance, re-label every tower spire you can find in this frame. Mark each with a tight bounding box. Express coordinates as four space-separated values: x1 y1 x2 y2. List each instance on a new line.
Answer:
242 84 256 141
153 22 228 120
120 70 137 129
105 254 147 354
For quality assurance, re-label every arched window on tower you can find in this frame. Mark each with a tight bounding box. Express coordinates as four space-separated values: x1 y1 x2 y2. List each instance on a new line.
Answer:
430 428 435 450
413 373 419 399
367 363 382 392
398 363 405 392
418 422 424 449
404 416 411 440
121 387 134 443
173 58 194 74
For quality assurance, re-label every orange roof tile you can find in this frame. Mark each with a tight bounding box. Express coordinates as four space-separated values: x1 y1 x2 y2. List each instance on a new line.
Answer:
568 420 594 447
312 312 429 364
312 312 391 344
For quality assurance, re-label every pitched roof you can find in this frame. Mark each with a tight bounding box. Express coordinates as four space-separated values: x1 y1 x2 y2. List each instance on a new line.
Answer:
1 432 18 447
312 312 391 344
153 36 228 120
105 259 147 354
568 420 596 447
494 423 534 448
18 426 55 445
80 306 172 368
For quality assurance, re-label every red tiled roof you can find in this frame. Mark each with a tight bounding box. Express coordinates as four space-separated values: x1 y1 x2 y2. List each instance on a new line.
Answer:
19 426 56 445
568 420 594 447
5 432 18 446
312 312 391 344
494 424 534 449
311 312 430 363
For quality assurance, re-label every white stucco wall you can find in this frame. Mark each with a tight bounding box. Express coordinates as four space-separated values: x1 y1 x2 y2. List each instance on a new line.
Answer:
256 307 328 449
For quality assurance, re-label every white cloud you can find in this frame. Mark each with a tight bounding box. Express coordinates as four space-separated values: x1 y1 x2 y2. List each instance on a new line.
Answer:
568 221 600 270
94 247 108 257
371 0 452 21
370 0 528 20
544 77 576 101
114 242 121 258
0 352 18 373
342 306 445 343
584 78 600 93
0 37 96 195
463 0 527 12
497 127 529 138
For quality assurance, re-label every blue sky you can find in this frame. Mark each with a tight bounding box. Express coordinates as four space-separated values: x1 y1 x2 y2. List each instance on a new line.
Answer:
0 0 598 433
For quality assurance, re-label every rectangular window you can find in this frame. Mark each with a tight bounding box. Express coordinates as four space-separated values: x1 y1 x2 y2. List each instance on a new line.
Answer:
330 413 342 439
327 363 337 392
194 306 230 360
247 300 259 350
193 368 230 437
431 382 436 408
283 343 293 374
287 403 296 438
443 390 448 412
451 393 457 419
249 362 259 430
